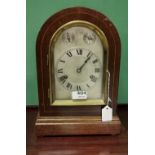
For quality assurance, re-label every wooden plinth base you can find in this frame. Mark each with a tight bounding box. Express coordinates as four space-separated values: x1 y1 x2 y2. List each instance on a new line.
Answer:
35 113 121 136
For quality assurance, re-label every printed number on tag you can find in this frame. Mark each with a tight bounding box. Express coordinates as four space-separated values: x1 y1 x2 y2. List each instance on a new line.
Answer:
72 91 87 100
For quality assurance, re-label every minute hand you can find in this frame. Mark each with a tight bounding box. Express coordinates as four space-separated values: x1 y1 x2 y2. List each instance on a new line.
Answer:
77 54 92 72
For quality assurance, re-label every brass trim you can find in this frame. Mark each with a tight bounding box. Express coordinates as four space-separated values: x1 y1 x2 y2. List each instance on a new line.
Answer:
48 20 109 106
52 99 105 106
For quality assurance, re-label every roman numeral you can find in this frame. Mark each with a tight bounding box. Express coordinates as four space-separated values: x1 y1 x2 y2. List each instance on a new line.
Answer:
66 82 72 90
77 85 81 91
92 59 98 64
59 75 68 83
59 60 65 63
66 51 72 57
90 75 97 82
95 68 100 73
57 68 63 73
76 49 83 55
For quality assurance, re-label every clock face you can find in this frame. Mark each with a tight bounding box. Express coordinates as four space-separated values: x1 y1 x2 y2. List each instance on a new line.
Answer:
51 23 104 100
56 48 101 91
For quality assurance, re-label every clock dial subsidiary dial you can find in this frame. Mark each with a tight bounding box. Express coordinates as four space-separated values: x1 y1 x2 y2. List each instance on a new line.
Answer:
56 48 101 91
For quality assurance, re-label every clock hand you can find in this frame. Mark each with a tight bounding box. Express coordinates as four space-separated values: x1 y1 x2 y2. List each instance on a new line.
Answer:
77 53 93 73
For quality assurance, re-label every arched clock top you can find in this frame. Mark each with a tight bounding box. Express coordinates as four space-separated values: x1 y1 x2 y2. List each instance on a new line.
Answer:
36 7 121 116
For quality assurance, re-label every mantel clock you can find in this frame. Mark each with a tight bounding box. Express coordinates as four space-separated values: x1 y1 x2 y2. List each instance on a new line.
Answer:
35 7 121 136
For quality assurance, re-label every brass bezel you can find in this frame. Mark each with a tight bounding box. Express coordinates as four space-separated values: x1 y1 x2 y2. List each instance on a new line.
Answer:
49 20 109 106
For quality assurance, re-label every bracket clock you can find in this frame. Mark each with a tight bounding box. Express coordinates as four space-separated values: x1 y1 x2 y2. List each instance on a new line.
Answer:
35 7 121 136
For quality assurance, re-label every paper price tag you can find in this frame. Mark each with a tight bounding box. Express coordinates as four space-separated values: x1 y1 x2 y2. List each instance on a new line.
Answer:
102 105 112 122
72 91 87 100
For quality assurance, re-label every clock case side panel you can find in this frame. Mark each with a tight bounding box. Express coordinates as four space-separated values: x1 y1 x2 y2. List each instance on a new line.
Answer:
36 7 121 116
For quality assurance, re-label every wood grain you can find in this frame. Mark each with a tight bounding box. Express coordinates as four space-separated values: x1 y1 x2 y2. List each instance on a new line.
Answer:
27 105 128 155
35 115 121 136
36 7 121 116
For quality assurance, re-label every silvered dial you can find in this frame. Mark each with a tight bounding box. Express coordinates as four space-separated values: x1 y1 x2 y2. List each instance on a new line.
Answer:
53 24 104 99
56 48 101 91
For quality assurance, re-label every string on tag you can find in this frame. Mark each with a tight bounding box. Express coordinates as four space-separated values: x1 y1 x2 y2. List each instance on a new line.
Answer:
106 70 112 106
102 70 113 122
